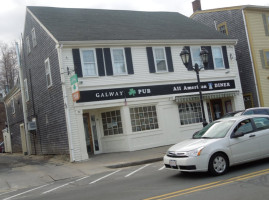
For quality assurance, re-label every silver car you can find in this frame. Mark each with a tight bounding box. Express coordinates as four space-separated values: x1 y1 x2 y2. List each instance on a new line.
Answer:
164 115 269 175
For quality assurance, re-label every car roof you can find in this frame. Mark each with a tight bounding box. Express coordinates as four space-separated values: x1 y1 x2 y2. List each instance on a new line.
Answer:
217 114 269 122
245 107 269 111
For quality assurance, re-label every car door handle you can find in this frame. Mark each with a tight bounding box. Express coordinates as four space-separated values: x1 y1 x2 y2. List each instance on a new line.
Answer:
249 134 256 138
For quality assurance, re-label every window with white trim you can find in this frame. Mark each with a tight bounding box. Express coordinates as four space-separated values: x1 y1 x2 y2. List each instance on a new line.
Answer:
44 58 52 88
102 110 123 136
11 98 15 114
212 46 225 69
178 102 202 125
24 79 29 101
80 49 98 77
31 28 37 47
26 36 31 54
111 48 127 75
130 105 159 132
153 47 168 72
190 46 202 67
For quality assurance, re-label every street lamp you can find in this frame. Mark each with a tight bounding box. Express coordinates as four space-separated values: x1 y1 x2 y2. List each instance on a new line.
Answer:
180 47 209 127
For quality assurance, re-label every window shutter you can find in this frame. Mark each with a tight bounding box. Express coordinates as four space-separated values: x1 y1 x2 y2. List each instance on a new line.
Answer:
165 47 174 72
201 46 214 70
146 47 156 73
262 14 269 36
72 49 83 77
124 48 134 74
260 50 266 69
96 48 105 76
184 46 193 71
222 46 230 69
104 48 113 76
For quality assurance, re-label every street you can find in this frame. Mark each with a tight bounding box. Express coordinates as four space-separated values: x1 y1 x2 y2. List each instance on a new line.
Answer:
1 158 269 200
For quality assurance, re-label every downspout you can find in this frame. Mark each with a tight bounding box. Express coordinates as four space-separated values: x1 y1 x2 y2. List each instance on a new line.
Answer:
56 44 75 162
242 9 261 107
3 101 12 153
15 42 31 155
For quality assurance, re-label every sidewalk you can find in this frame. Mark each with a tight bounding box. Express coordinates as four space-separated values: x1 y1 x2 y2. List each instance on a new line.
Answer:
0 145 169 193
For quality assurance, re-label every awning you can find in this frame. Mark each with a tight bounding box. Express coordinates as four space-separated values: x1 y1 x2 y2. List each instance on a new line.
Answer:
175 91 239 103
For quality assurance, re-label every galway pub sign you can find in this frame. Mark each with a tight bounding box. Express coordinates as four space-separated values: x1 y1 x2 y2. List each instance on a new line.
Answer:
77 80 235 103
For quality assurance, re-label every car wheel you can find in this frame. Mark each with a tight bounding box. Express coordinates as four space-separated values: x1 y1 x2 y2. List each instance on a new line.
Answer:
208 153 229 176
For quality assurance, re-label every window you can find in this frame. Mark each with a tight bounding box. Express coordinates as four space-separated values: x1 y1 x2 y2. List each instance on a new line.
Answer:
217 22 228 35
190 46 202 67
111 48 127 75
130 105 159 132
44 58 52 87
11 98 15 114
234 119 253 135
31 28 37 47
212 47 225 69
153 47 168 72
264 50 269 68
102 110 123 136
80 49 98 77
178 102 202 125
24 79 29 101
253 117 269 130
26 36 31 54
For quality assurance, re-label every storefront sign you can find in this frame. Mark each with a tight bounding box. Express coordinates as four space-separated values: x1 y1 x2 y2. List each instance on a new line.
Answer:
77 80 235 103
70 74 80 102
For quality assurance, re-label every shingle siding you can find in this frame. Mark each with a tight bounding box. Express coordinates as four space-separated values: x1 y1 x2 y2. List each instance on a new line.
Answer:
5 90 24 153
192 9 259 107
21 11 69 155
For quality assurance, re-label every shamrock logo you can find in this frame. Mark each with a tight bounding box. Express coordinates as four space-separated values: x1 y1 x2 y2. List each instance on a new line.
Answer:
128 88 136 96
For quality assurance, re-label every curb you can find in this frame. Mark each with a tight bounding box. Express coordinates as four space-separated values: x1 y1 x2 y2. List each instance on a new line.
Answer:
106 157 163 168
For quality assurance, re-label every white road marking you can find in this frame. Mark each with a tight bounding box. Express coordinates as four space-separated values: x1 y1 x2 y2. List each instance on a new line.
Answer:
0 190 18 197
42 182 74 194
3 184 51 200
158 166 165 170
75 176 90 182
90 170 121 184
125 164 151 177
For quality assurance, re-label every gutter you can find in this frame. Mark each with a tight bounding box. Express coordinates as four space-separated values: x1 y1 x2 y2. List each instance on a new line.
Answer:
58 39 238 48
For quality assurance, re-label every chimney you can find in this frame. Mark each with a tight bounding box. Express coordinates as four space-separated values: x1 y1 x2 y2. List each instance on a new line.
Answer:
192 0 201 13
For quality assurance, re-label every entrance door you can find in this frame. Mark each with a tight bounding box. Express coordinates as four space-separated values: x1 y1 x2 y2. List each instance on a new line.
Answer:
90 114 101 154
83 114 94 155
210 99 224 120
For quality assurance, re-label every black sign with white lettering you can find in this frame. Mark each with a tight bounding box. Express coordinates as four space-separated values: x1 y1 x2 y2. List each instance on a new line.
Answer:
77 80 235 103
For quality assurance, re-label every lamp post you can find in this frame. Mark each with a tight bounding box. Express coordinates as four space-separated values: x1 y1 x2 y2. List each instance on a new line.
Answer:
180 47 209 127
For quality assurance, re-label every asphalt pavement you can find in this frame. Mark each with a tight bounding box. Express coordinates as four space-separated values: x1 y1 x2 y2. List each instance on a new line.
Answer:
0 145 169 194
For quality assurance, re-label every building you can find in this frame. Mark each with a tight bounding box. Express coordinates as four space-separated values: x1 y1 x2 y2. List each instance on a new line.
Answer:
5 6 244 161
191 2 269 108
0 91 7 142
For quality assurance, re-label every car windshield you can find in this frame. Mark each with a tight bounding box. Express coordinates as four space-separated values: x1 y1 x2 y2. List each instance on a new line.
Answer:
193 120 235 139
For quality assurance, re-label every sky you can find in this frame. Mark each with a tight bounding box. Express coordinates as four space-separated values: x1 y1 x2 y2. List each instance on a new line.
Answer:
0 0 269 43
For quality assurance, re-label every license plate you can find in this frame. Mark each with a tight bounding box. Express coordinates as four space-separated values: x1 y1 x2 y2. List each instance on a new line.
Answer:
169 160 177 167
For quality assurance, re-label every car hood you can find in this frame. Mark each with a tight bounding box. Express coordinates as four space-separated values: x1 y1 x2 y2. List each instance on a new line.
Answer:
168 138 220 152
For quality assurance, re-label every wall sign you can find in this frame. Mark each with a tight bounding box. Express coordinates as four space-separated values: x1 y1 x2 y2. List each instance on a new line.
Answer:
77 80 235 103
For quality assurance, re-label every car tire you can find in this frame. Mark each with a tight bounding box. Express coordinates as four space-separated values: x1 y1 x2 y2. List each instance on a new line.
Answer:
208 153 229 176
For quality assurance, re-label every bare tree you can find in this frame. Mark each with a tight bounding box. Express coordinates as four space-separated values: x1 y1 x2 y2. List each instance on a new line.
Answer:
0 42 18 95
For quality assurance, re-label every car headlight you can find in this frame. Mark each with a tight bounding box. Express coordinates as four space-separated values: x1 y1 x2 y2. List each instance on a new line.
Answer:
185 147 204 157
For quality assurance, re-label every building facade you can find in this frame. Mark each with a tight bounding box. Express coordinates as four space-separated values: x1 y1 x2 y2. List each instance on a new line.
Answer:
191 4 269 108
5 6 245 161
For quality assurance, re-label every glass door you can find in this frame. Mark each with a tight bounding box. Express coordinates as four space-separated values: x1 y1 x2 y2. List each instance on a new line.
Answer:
90 115 101 154
83 114 94 156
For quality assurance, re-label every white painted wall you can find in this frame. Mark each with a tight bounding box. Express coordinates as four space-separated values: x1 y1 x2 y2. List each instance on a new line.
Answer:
60 43 244 161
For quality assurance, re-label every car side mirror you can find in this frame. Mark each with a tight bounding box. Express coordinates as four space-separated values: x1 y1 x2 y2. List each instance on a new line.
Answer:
232 131 244 138
192 131 199 138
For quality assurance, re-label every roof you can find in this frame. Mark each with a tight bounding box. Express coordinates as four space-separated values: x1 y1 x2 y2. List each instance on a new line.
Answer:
191 5 269 18
27 6 230 42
